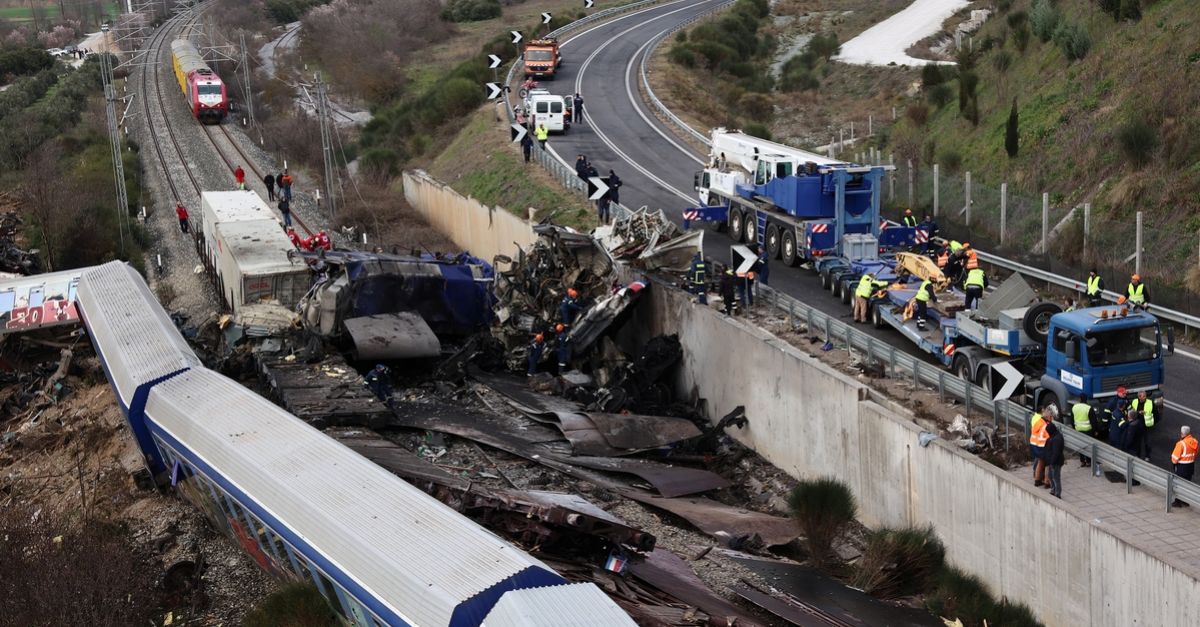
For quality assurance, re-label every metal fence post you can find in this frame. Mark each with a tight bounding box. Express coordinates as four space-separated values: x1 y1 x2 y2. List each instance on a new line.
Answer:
964 171 972 226
907 159 914 208
932 164 939 217
1166 474 1175 512
1126 457 1135 494
938 371 945 401
1041 192 1049 254
1135 211 1143 276
1000 182 1007 245
889 154 896 201
1083 202 1090 250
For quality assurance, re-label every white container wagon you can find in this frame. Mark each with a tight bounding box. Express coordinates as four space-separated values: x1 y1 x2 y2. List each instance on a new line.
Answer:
198 190 279 270
212 219 309 314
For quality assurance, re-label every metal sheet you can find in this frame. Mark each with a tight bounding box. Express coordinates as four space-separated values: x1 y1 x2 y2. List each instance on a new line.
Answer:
621 492 798 547
978 273 1037 320
628 549 765 627
345 312 441 360
730 557 943 627
583 412 701 450
566 457 729 498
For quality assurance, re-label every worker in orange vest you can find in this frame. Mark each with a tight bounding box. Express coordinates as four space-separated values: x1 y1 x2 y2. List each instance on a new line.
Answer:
1172 426 1198 507
1030 404 1056 488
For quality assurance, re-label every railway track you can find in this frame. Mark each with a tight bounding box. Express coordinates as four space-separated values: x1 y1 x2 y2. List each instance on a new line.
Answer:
201 123 315 236
140 9 205 202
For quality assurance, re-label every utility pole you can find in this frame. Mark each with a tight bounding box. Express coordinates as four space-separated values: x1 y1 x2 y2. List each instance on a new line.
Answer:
314 72 337 218
1000 183 1007 245
1135 211 1143 276
932 164 939 217
99 24 128 255
239 32 256 131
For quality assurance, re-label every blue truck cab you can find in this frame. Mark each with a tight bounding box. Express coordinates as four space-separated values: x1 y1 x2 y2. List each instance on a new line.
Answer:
1042 307 1164 408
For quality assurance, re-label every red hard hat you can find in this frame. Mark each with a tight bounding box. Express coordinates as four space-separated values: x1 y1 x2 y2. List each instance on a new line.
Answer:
555 323 565 332
1117 386 1127 396
567 288 578 298
534 333 544 342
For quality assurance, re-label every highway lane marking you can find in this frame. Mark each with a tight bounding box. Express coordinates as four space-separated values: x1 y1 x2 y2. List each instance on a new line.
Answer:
622 25 705 166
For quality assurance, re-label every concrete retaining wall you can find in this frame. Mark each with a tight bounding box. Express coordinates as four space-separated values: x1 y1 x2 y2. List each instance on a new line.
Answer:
402 170 536 260
404 170 1200 627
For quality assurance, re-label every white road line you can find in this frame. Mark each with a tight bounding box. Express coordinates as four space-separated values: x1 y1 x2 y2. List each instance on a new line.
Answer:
622 26 704 165
1167 400 1200 422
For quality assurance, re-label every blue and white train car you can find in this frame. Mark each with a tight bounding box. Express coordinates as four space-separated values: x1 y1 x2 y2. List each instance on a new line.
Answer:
75 261 203 478
75 262 635 627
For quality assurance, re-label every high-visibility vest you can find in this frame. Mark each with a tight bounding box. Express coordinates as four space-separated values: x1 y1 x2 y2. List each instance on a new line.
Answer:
690 262 707 284
1131 398 1155 427
1127 282 1145 304
937 252 948 268
1172 435 1198 464
964 249 979 269
1030 413 1049 446
949 240 963 253
1071 402 1093 432
856 275 882 298
915 280 932 302
903 215 917 227
964 268 986 288
1086 276 1102 296
535 126 549 140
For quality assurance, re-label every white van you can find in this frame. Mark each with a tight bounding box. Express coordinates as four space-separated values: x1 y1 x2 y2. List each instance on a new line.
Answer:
524 90 568 133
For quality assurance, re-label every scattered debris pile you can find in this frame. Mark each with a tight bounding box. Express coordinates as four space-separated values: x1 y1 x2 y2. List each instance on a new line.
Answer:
260 354 391 428
595 207 703 273
0 210 42 275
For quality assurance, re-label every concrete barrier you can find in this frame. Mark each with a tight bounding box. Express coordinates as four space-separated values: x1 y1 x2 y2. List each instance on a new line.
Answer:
404 170 1200 627
402 170 536 261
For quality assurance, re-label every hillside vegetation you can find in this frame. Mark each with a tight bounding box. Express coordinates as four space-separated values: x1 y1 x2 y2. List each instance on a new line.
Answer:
889 0 1200 294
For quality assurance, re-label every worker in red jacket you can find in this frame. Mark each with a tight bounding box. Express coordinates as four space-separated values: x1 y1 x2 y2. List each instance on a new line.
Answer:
234 165 246 190
316 229 332 251
175 203 189 233
286 226 304 250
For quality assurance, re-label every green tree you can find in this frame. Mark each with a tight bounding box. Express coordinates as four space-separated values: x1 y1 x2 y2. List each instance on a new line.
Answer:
1097 0 1121 19
1005 98 1019 157
1121 0 1141 21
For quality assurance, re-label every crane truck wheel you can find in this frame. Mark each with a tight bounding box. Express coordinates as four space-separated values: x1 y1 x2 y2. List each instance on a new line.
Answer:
729 210 744 242
820 271 831 290
782 231 798 267
954 357 972 382
840 279 853 304
765 225 781 258
744 213 757 244
871 303 886 328
1022 302 1062 345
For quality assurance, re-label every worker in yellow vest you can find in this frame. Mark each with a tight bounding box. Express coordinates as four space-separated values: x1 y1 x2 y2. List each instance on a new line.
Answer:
1071 395 1097 467
914 279 936 331
1030 404 1056 487
963 268 987 310
1084 269 1104 307
1126 274 1148 308
535 124 549 149
854 273 887 323
1171 426 1198 507
1129 390 1155 461
902 208 918 228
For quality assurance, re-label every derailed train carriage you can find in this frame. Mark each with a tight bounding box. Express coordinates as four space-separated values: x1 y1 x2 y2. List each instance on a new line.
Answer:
75 261 634 626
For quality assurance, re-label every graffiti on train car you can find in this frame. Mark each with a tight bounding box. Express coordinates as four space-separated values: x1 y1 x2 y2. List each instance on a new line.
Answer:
0 269 83 332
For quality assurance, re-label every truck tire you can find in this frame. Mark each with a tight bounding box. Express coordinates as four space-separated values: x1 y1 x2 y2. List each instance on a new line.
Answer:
841 279 853 304
976 364 992 393
782 231 798 267
729 209 744 242
1022 302 1062 345
831 275 843 298
955 356 972 381
744 212 757 244
765 225 781 258
872 303 886 328
819 271 831 290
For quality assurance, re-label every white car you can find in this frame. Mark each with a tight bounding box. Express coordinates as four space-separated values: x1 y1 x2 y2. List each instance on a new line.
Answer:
46 48 66 57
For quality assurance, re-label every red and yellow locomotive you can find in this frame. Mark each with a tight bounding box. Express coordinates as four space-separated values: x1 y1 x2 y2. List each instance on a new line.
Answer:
170 39 228 123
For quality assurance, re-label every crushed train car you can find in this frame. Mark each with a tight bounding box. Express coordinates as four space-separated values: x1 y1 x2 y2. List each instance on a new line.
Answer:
297 250 495 360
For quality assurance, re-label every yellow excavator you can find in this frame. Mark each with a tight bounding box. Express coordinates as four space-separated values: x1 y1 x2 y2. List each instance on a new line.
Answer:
894 252 952 321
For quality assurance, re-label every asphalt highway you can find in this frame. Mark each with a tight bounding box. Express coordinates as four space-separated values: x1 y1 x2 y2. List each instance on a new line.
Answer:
541 0 1200 471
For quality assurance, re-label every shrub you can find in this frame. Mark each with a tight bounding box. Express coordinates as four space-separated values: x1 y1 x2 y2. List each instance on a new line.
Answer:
1121 0 1141 21
957 70 978 112
243 583 339 627
1030 0 1059 42
1006 10 1027 29
1012 23 1031 51
0 46 54 82
265 0 326 23
787 478 857 570
921 63 946 88
743 122 771 140
926 566 1044 627
906 103 929 126
1053 21 1091 61
851 526 946 599
1098 0 1121 19
436 77 484 118
1117 119 1158 167
675 30 687 43
940 149 963 172
992 49 1012 72
780 67 819 92
927 83 953 108
738 92 774 122
808 33 840 60
668 45 697 67
441 0 502 23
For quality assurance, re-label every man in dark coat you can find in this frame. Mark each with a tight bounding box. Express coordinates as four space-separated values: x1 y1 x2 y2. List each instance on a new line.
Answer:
263 173 276 201
719 267 737 316
1044 422 1065 498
